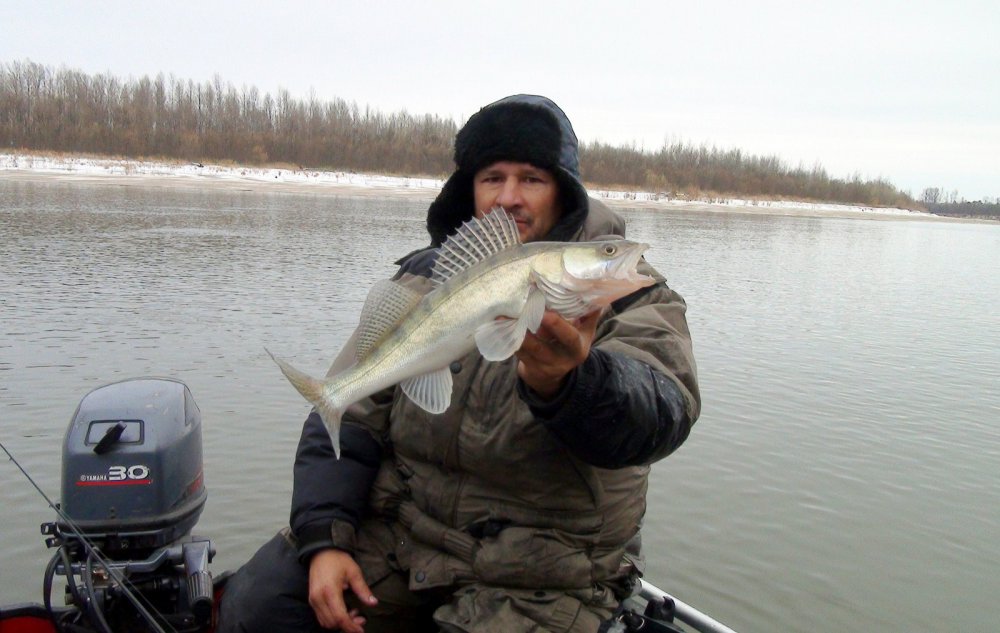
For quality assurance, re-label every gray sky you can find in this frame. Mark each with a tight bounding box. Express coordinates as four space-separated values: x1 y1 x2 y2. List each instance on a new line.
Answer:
3 0 997 200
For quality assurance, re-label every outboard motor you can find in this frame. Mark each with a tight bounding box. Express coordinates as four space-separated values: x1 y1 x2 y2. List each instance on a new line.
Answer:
42 378 215 633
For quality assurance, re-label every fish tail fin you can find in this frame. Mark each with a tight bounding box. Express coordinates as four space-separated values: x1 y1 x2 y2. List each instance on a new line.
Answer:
266 348 345 459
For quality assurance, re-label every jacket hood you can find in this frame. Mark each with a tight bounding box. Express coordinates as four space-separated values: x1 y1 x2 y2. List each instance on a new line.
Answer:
426 94 591 246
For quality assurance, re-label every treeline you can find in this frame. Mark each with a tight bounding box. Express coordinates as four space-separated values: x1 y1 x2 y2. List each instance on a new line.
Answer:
579 141 913 208
2 59 916 208
0 60 457 176
924 201 1000 219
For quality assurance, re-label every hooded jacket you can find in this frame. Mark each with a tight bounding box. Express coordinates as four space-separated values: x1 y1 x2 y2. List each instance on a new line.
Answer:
289 96 700 595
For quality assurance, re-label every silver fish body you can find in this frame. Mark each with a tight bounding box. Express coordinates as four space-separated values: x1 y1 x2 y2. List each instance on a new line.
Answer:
269 209 654 457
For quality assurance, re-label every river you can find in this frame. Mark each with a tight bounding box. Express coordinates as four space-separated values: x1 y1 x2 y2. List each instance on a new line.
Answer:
2 178 998 632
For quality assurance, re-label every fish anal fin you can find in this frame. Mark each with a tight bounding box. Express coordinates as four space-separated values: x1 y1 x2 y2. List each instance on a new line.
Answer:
400 367 454 414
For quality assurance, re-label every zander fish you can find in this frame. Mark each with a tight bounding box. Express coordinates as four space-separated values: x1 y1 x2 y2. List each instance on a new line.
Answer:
268 208 655 458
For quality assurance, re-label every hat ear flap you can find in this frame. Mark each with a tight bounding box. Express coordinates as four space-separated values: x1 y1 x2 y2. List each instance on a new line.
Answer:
543 167 590 243
427 170 475 246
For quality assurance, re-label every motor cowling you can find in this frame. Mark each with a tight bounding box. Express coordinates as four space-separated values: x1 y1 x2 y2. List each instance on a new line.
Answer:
59 377 207 556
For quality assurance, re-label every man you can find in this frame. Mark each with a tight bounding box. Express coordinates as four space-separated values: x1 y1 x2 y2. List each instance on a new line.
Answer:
219 94 700 633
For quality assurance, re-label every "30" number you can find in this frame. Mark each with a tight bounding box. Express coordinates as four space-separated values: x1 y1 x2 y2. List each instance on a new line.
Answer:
108 465 150 480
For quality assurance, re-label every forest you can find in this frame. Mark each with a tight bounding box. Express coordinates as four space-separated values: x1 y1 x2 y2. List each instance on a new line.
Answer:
2 60 918 209
917 187 999 219
923 201 1000 219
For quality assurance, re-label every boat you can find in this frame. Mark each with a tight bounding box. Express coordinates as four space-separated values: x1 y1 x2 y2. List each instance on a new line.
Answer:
0 378 737 633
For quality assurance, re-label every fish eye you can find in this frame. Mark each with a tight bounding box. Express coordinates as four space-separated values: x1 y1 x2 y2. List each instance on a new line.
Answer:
603 244 617 256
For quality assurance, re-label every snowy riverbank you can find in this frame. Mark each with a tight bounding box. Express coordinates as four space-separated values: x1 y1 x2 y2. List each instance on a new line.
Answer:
1 153 935 220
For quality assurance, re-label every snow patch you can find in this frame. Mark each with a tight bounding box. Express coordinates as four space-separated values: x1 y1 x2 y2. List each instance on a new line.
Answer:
1 153 927 217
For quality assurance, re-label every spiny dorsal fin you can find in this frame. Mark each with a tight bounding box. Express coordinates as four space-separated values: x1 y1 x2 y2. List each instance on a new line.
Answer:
355 279 423 360
431 207 521 286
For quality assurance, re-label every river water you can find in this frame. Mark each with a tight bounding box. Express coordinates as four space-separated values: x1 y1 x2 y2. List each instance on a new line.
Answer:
2 178 998 632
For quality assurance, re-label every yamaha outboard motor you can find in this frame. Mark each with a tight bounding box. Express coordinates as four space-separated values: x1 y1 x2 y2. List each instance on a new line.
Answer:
42 378 214 633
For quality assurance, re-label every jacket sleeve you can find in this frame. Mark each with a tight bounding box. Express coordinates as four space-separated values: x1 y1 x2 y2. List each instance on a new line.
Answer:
289 411 384 561
519 271 700 468
288 329 395 561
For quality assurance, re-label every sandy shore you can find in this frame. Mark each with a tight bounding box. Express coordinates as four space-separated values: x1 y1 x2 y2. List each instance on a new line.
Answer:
0 154 444 201
1 153 953 222
1 168 445 201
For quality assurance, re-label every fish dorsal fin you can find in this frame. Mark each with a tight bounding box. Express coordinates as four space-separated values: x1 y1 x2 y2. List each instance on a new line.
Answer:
355 279 423 360
400 367 453 414
431 207 521 286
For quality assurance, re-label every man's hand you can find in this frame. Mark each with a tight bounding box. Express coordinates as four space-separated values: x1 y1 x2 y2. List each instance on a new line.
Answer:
308 549 377 632
516 309 601 399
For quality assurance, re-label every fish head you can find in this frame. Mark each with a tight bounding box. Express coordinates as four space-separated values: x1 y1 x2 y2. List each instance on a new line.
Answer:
561 239 652 281
556 239 657 308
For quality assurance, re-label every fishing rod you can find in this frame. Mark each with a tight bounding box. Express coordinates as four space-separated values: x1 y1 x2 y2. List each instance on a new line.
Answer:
2 440 173 633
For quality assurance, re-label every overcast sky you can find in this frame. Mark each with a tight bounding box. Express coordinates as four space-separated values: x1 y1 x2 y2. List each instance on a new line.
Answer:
2 0 997 200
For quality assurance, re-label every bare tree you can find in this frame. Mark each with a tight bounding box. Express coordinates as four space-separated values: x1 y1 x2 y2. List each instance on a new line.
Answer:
0 59 917 208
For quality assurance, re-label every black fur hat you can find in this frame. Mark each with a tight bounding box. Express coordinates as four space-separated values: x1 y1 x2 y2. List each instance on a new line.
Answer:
454 101 564 175
426 95 590 246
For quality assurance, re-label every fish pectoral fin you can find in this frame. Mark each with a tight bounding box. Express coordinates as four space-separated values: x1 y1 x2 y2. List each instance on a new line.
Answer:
475 289 547 360
400 367 453 414
474 317 525 361
475 289 544 361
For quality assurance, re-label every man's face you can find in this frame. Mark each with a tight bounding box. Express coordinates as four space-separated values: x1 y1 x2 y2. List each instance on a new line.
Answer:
473 162 561 243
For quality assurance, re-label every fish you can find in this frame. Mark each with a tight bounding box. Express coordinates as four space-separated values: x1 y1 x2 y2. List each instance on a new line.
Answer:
268 208 655 458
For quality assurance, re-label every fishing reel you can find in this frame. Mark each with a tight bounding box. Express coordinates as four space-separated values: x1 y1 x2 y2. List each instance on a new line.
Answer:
41 378 215 633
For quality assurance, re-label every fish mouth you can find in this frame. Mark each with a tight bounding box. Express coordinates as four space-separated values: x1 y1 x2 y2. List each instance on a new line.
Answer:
610 242 651 281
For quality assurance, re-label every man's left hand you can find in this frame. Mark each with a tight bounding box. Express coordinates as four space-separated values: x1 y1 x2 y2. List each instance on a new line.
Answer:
516 309 601 399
